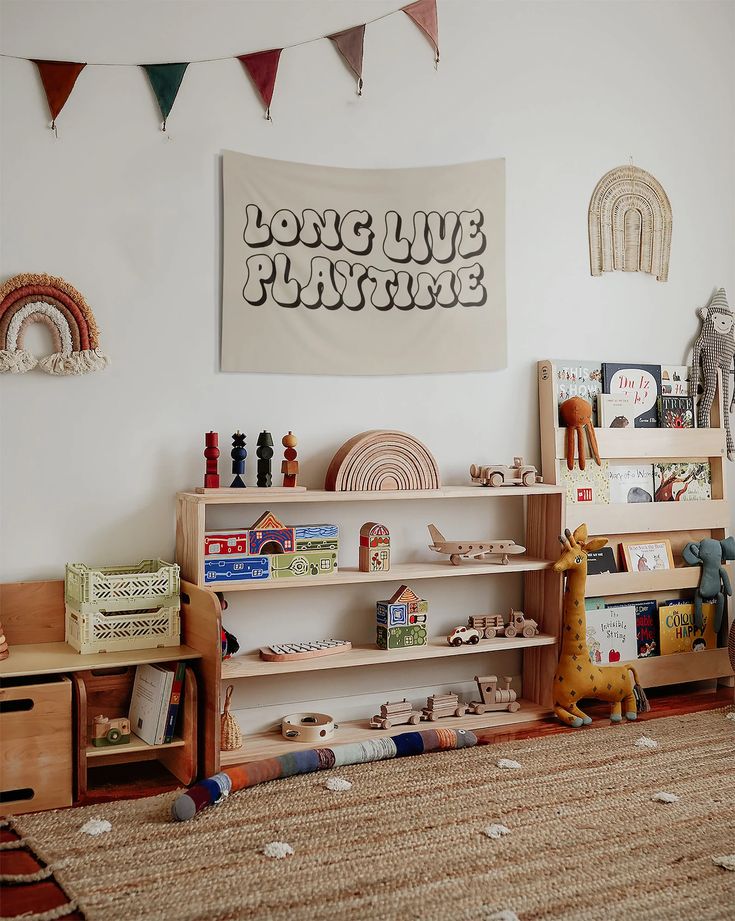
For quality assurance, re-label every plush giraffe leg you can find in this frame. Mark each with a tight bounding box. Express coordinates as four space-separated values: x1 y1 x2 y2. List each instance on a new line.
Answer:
622 690 637 720
569 703 592 725
554 704 583 728
610 701 622 722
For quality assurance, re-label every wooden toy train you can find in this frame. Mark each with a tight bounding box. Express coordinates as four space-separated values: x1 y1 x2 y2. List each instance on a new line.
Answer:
370 677 520 728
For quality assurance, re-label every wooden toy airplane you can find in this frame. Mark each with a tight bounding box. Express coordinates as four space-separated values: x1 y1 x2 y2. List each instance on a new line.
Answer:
427 524 526 566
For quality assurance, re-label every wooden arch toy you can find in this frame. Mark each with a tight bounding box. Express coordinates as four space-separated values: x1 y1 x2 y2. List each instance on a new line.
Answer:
0 273 109 375
588 165 672 283
325 430 440 491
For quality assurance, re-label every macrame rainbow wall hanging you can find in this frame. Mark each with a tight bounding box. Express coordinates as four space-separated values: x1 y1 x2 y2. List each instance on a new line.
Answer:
0 273 109 375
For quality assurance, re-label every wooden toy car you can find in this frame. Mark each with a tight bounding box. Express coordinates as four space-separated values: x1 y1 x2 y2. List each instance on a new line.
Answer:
447 625 481 646
467 614 506 638
502 609 539 638
421 692 467 720
369 698 422 729
468 675 521 714
470 457 542 488
91 714 131 747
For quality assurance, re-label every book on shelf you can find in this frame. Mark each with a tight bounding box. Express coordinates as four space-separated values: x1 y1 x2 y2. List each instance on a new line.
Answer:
660 365 690 397
553 360 602 425
607 599 659 658
128 664 174 746
586 546 618 575
653 462 712 502
598 393 637 429
561 460 610 504
608 463 654 504
658 396 695 429
586 603 638 665
157 661 186 743
658 601 718 655
601 363 662 427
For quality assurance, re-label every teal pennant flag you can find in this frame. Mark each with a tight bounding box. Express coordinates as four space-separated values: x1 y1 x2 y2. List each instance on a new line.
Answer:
142 63 189 130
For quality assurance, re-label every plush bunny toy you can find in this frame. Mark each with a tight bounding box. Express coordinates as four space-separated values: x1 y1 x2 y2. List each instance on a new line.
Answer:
682 537 735 632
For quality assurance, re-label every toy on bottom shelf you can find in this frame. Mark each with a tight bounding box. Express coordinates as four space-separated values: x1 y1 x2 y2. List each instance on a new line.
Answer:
469 457 542 487
91 715 131 747
376 584 428 649
281 431 299 487
422 692 467 721
359 522 391 572
428 525 526 566
369 699 422 729
221 685 243 751
468 676 520 714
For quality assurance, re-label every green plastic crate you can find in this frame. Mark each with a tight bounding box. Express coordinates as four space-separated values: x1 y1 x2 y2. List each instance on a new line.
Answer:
65 560 180 614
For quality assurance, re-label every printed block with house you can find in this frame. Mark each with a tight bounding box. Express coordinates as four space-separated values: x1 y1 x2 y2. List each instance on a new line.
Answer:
359 522 391 572
204 511 339 583
376 584 428 649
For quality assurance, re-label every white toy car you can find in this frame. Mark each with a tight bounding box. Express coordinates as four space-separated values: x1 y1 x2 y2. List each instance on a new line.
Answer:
447 625 481 647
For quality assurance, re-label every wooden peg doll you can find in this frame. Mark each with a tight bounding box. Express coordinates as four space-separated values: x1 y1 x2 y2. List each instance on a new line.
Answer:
281 431 299 487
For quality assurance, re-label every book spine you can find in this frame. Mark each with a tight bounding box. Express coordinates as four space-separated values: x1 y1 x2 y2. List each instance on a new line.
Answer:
155 669 175 745
164 661 186 743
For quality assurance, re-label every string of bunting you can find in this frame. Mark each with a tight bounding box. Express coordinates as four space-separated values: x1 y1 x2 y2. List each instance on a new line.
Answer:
6 0 438 132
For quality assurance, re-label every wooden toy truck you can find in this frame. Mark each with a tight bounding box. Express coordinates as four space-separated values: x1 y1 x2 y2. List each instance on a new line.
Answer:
467 611 539 639
468 675 521 714
503 609 539 638
421 692 467 721
369 698 423 729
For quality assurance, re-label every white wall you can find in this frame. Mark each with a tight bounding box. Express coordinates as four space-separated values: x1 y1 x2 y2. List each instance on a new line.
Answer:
2 1 734 730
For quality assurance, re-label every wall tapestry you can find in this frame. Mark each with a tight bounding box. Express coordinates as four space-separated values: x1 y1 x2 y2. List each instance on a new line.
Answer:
221 151 506 375
0 273 108 375
588 164 672 283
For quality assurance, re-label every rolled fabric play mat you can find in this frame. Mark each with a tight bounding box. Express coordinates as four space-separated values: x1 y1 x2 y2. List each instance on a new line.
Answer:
172 727 477 821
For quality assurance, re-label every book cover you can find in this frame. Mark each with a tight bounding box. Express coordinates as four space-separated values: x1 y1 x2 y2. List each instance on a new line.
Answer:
586 546 618 575
554 360 602 425
658 601 718 654
159 661 186 744
586 604 638 664
561 460 610 504
654 462 712 502
598 393 637 429
607 600 659 657
128 664 171 746
661 365 690 397
601 363 662 427
608 463 654 504
154 667 174 745
658 396 695 429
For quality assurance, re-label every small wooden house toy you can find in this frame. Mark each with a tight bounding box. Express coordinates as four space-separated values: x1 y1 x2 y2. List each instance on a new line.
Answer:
204 511 339 583
359 522 391 572
376 584 428 649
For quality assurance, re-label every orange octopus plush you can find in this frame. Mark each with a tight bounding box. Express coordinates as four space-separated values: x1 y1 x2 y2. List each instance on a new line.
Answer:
560 397 601 470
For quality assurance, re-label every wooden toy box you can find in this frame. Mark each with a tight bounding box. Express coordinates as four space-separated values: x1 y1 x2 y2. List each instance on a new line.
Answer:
0 674 73 814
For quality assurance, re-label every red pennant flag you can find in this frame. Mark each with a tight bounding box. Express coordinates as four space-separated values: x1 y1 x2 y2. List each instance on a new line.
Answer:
238 49 282 120
33 60 86 126
402 0 440 64
328 24 365 95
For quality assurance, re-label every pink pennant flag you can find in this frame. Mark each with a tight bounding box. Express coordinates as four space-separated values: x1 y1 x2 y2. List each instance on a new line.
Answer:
402 0 440 65
238 48 282 120
328 24 365 95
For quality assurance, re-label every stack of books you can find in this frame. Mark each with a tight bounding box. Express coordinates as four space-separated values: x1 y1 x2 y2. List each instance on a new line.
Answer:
128 662 186 745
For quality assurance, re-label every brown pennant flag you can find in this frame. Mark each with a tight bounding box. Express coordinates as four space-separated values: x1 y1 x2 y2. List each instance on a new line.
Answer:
33 60 86 127
327 24 365 95
402 0 440 65
238 49 282 121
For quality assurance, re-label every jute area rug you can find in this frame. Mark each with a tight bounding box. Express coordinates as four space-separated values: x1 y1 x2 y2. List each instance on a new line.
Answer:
11 709 735 921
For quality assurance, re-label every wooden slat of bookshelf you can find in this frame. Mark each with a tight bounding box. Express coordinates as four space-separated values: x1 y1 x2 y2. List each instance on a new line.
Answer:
568 500 730 535
86 735 185 759
628 648 732 688
0 643 201 679
553 427 726 460
222 635 557 679
587 567 700 597
220 701 551 765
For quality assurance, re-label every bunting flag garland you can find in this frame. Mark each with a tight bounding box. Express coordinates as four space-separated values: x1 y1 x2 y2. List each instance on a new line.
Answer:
32 60 86 127
142 62 189 130
402 0 440 65
237 49 282 121
11 2 439 131
327 24 365 95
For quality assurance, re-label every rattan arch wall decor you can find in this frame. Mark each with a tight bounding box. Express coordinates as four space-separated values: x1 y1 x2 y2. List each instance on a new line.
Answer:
325 430 441 491
0 273 109 374
588 165 672 282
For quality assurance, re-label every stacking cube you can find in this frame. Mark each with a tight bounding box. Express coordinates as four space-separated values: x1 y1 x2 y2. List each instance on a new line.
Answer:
376 584 428 650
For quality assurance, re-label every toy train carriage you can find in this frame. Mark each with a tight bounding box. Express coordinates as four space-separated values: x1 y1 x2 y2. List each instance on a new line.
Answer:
422 692 467 721
468 675 520 714
467 614 506 638
370 698 422 730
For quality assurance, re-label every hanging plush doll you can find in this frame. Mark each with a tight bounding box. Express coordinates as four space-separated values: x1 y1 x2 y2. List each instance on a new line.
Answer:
691 288 735 460
560 396 601 470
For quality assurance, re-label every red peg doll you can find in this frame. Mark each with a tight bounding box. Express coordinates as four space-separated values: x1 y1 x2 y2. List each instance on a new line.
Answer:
281 431 299 487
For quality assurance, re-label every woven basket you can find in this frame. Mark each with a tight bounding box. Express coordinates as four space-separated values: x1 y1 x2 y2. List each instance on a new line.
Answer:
221 684 243 751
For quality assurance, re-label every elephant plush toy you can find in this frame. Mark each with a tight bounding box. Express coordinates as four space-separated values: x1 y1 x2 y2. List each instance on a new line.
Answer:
682 537 735 633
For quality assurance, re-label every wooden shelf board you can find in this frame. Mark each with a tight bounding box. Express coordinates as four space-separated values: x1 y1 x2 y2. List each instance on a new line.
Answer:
86 734 185 759
0 643 202 679
178 484 563 505
567 500 730 535
202 558 554 592
220 701 551 765
222 635 557 679
587 567 701 597
553 427 726 460
625 648 732 688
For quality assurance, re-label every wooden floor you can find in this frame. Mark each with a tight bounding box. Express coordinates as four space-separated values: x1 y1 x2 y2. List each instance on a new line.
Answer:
2 685 732 921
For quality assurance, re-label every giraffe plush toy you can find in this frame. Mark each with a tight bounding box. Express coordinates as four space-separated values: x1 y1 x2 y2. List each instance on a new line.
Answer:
552 525 649 727
691 288 735 460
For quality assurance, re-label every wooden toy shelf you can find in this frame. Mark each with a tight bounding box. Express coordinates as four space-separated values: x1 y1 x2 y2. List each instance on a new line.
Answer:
176 484 565 775
538 359 734 693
